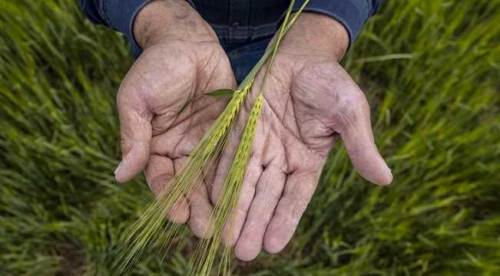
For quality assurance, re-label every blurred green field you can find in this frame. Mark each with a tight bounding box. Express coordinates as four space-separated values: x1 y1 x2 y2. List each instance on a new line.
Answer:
1 0 499 275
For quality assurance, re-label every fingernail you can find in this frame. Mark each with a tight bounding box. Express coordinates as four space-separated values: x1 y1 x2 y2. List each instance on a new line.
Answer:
382 167 393 186
114 161 123 177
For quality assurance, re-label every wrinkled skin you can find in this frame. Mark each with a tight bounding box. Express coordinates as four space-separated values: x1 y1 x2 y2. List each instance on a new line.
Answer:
113 0 392 262
212 15 392 261
114 0 235 237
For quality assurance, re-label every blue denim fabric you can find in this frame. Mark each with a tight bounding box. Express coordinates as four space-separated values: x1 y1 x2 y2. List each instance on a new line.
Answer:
80 0 383 57
222 36 271 84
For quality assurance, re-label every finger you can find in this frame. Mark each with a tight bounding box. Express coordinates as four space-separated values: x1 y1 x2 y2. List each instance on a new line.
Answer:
188 179 215 239
263 169 319 254
221 156 263 246
145 154 189 224
210 123 245 204
171 156 214 239
333 89 393 185
234 164 286 261
168 197 190 224
115 89 152 183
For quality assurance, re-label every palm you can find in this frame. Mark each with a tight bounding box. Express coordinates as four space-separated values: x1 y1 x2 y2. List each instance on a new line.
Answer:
214 52 392 261
116 40 235 236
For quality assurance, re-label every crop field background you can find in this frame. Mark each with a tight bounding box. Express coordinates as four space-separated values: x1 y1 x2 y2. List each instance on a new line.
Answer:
1 0 499 275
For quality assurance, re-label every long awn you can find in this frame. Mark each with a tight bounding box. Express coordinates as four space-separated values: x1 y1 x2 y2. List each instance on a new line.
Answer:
115 1 310 274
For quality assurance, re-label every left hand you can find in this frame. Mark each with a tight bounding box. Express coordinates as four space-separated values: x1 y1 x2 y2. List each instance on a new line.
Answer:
210 13 393 261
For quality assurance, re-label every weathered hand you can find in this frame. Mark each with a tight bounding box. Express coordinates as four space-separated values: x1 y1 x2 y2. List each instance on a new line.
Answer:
213 13 393 260
114 0 235 237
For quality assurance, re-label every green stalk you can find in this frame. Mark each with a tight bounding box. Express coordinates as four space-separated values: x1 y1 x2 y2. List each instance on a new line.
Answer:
187 0 310 274
115 1 310 274
191 94 265 276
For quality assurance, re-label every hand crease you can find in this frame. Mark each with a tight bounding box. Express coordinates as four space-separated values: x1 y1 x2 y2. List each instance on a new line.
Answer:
263 95 324 162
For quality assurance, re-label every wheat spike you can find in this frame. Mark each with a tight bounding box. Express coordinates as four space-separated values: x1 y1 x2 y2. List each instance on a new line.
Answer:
115 1 310 274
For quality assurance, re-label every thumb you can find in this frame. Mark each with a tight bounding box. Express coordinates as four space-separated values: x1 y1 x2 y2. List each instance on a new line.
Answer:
114 91 152 183
332 88 393 186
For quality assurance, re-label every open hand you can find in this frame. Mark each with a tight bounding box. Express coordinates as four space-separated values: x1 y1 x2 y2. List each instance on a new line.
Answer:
114 0 235 237
213 13 393 261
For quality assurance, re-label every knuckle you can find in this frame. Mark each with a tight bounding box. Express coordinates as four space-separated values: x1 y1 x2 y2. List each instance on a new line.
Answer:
332 89 369 130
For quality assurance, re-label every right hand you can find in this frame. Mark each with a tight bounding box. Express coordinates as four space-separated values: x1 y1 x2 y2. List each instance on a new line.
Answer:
114 0 236 238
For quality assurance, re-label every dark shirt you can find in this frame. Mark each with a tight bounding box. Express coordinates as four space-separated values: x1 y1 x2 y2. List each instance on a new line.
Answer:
80 0 382 56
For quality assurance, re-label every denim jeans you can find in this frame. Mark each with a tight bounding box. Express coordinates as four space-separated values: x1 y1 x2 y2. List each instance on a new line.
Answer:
220 37 272 84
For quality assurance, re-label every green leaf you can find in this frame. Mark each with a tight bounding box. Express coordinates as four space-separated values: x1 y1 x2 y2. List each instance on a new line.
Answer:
206 89 235 98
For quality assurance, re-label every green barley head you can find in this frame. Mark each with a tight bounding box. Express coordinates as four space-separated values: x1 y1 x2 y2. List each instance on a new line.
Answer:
115 0 309 274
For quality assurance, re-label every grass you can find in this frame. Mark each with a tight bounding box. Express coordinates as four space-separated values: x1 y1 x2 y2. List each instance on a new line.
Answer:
0 0 499 275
